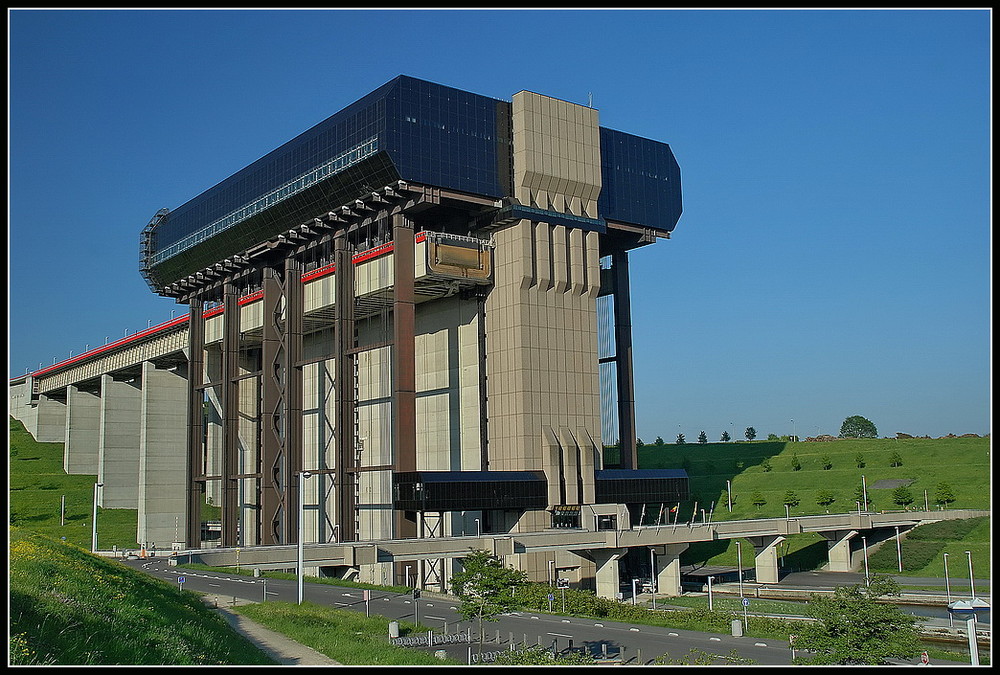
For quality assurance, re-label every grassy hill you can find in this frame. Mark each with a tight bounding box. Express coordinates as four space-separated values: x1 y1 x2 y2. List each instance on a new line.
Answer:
631 436 990 575
9 528 275 665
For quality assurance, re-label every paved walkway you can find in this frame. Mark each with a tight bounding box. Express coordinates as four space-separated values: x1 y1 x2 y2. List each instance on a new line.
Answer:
204 595 341 665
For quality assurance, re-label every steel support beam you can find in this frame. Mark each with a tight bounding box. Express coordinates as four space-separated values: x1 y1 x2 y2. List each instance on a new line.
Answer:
284 256 304 542
221 284 241 547
611 249 637 469
334 231 357 542
185 300 204 548
261 267 285 544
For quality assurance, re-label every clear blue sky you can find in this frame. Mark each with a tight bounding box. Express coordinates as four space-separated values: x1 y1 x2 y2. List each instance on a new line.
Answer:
8 9 991 441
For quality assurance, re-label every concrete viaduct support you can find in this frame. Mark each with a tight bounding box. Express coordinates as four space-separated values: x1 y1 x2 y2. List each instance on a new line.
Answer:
652 544 689 597
591 548 626 599
137 362 188 546
748 535 785 584
35 394 67 443
64 384 101 474
98 374 141 509
822 530 858 572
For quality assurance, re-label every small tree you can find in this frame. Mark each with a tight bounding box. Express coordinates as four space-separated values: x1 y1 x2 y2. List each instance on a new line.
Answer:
816 490 837 508
821 455 833 470
698 430 708 444
451 550 528 652
934 482 956 507
794 575 921 664
790 453 802 471
891 486 914 508
760 457 772 472
636 437 645 448
783 491 800 508
840 415 878 439
855 452 866 468
676 433 686 445
751 491 766 509
654 436 664 447
745 426 757 442
888 450 903 467
720 430 731 443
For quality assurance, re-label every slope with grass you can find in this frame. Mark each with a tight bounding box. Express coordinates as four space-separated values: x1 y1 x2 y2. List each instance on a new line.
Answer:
635 436 990 575
9 528 275 665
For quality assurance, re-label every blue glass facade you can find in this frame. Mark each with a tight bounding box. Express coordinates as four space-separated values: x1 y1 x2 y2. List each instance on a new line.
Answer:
143 75 681 290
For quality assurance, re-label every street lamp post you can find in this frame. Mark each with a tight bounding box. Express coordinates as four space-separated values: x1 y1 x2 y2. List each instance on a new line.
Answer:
965 550 976 600
91 482 103 552
944 553 953 627
726 480 732 512
475 518 481 537
862 536 870 587
649 547 657 611
736 540 744 600
861 475 869 512
297 470 312 605
791 419 795 441
707 576 715 611
895 526 902 573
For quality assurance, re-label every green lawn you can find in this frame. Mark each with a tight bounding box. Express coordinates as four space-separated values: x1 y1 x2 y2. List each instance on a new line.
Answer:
633 436 990 574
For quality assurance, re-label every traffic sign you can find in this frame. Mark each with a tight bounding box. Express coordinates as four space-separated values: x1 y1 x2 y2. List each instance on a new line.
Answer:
742 597 750 607
921 651 929 665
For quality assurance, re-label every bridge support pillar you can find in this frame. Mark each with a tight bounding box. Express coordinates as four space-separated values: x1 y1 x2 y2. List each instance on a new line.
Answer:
651 544 689 597
64 385 100 474
138 361 188 547
592 548 626 599
36 394 67 443
748 535 785 584
98 374 141 508
822 530 858 572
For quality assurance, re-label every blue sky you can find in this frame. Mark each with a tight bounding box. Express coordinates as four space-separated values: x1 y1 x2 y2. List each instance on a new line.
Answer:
8 9 991 441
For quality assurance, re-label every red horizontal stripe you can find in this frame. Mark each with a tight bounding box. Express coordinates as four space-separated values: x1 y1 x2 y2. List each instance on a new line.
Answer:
24 233 429 380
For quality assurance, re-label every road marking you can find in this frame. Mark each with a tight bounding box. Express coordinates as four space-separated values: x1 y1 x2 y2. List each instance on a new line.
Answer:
335 602 350 606
546 633 573 638
208 584 221 587
426 615 446 621
629 627 639 632
710 637 721 642
668 633 679 637
594 623 604 627
342 593 353 597
561 619 571 623
755 642 767 647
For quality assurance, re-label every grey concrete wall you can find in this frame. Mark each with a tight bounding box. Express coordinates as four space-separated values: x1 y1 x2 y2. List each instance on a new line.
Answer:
35 394 67 443
137 362 188 546
64 385 101 474
98 374 141 508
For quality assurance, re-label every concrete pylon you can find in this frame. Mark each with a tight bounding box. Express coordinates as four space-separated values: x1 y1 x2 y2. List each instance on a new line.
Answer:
98 374 141 508
64 385 100 474
591 548 626 599
652 543 690 597
822 530 858 572
748 535 785 584
138 362 188 546
36 394 67 443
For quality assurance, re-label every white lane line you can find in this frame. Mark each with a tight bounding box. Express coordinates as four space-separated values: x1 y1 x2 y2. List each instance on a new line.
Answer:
546 633 573 638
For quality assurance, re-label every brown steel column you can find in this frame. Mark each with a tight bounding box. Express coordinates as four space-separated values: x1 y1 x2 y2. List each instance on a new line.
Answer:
393 213 417 539
221 284 241 546
611 250 638 470
185 299 204 548
260 267 285 544
334 232 357 542
284 256 304 542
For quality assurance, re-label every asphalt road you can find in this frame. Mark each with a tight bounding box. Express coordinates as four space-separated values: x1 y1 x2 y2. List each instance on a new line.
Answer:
122 557 796 665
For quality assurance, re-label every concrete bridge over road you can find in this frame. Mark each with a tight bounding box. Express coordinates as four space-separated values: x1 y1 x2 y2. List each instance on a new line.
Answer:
174 508 988 599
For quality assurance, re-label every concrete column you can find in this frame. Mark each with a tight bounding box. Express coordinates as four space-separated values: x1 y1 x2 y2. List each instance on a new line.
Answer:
591 548 625 599
138 362 188 547
98 374 141 508
823 530 858 572
64 385 101 474
749 535 785 584
653 544 689 597
36 394 67 443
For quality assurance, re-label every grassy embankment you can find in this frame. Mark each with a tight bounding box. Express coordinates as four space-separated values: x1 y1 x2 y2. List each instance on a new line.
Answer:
628 436 990 578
